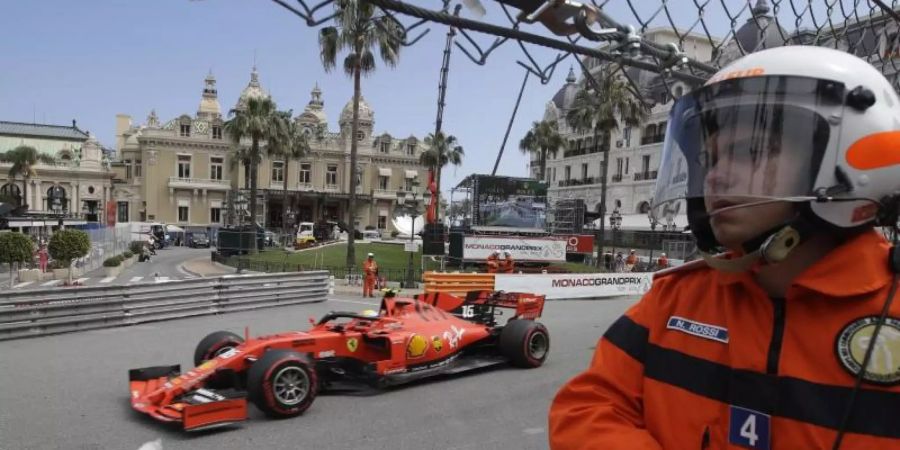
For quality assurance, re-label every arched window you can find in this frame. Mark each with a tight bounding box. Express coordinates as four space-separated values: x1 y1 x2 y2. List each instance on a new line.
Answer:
46 185 68 212
0 183 22 206
637 201 651 214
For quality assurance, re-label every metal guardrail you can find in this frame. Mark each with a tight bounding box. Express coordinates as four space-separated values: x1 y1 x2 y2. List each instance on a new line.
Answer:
0 271 331 341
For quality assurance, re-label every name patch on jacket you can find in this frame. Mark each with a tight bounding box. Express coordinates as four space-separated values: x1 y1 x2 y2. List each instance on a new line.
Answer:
666 316 729 343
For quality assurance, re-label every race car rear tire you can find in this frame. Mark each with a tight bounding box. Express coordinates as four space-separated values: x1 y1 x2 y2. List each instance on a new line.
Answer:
247 350 318 418
194 331 245 366
500 320 550 368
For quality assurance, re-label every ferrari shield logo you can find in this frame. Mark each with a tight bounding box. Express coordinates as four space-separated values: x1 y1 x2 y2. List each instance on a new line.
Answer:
346 338 359 353
836 316 900 385
432 336 443 352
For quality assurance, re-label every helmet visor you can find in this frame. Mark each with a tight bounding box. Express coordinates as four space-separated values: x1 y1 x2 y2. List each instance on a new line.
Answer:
651 75 844 221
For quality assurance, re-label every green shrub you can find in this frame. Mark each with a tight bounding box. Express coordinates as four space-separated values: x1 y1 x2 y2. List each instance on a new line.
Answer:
0 232 34 265
123 251 133 258
390 230 400 238
104 256 122 267
130 241 145 254
48 229 90 267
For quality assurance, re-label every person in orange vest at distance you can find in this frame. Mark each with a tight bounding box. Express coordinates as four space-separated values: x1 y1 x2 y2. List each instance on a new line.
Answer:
362 253 378 298
38 243 49 273
500 250 515 274
625 249 638 271
486 250 501 274
656 252 669 269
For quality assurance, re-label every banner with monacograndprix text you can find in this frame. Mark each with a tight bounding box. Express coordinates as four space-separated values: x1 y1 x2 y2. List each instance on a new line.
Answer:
494 272 654 299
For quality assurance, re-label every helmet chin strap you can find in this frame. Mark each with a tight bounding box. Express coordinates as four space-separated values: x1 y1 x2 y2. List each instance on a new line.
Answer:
700 215 811 273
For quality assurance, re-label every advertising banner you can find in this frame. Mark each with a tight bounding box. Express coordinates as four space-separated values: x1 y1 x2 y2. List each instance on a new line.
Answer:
494 272 654 299
462 236 566 262
562 234 594 254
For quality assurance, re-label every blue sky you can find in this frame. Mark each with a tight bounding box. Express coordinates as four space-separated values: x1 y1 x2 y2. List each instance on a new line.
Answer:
0 0 834 193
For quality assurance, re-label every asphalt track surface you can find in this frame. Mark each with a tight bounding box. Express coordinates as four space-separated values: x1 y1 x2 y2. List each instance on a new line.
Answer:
0 293 638 450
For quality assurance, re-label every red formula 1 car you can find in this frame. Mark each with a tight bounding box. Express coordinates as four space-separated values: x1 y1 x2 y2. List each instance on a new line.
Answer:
128 290 549 431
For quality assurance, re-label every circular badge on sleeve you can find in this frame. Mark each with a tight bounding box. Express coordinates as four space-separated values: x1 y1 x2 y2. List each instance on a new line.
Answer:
836 316 900 385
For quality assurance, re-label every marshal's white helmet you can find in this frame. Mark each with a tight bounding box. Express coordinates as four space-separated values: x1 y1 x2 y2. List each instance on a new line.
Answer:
653 45 900 257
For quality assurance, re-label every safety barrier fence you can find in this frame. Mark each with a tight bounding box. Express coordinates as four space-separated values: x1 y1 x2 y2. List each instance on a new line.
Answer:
0 271 330 341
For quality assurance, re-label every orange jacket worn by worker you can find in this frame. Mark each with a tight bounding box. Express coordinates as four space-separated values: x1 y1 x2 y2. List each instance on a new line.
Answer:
486 253 500 274
500 253 515 274
549 230 900 450
362 257 378 297
626 251 638 266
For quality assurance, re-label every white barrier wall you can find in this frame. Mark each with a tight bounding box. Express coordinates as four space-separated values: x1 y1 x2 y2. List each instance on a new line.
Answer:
494 272 654 299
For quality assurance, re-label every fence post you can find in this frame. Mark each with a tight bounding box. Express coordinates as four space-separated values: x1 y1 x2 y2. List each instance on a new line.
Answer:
329 275 335 295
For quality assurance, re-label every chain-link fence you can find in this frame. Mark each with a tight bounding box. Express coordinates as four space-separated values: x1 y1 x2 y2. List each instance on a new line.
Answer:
273 0 900 97
72 226 132 273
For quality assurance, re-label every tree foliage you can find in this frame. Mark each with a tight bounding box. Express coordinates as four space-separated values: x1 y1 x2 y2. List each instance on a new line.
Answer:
0 232 34 264
48 229 90 265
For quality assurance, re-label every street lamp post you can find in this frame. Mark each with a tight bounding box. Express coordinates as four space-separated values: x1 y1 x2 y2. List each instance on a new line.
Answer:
397 180 424 289
610 208 622 261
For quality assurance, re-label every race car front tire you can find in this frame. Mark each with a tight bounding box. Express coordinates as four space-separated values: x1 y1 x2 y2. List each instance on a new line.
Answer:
194 331 245 366
247 350 318 418
499 320 550 368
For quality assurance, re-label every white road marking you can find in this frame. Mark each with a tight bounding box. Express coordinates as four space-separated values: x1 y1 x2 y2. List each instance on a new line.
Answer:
154 277 171 283
100 277 116 283
41 280 62 287
522 427 545 435
13 281 34 288
74 277 89 284
130 276 144 283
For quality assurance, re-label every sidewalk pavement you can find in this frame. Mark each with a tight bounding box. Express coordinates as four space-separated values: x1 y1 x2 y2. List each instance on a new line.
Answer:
180 258 238 277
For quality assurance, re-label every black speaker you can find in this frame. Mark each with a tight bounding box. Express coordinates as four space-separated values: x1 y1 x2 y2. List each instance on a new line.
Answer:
422 223 446 255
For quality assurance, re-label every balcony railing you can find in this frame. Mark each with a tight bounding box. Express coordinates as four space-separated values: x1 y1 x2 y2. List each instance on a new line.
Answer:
168 177 230 190
634 170 659 181
373 189 397 199
557 176 603 187
562 144 610 158
640 135 665 146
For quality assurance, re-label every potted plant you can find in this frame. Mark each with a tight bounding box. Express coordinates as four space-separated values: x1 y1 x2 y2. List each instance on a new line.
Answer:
48 229 90 284
122 250 134 267
0 232 36 288
103 255 123 277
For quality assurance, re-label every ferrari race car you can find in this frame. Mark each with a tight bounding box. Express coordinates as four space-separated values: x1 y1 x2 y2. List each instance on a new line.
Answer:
128 290 549 431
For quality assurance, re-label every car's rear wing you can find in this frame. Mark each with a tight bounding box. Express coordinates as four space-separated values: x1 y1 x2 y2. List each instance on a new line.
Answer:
414 291 545 320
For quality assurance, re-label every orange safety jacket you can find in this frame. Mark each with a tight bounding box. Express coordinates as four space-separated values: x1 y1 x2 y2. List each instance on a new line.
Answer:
486 255 500 274
363 260 378 277
549 230 900 450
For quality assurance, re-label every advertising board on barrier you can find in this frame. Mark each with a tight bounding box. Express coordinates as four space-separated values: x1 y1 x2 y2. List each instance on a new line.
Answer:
462 236 567 262
494 272 654 299
563 234 594 254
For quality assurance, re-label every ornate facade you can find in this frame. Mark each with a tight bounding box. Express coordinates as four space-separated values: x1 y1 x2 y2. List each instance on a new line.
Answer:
113 67 429 232
0 120 114 227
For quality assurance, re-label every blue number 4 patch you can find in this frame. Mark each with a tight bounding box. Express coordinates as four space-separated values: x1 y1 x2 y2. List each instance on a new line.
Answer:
729 405 771 450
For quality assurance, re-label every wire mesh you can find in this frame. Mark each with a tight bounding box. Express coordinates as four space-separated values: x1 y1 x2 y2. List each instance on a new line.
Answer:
272 0 900 98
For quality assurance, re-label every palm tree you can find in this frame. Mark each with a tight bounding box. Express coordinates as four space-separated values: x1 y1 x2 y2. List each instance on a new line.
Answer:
519 120 565 181
565 65 649 263
224 97 281 253
319 0 403 268
420 131 464 212
268 111 310 246
1 146 55 209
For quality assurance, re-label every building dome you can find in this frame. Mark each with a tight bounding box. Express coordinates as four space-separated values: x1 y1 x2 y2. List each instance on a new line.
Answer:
235 66 268 110
298 83 328 124
716 0 787 65
551 66 579 111
340 96 374 124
